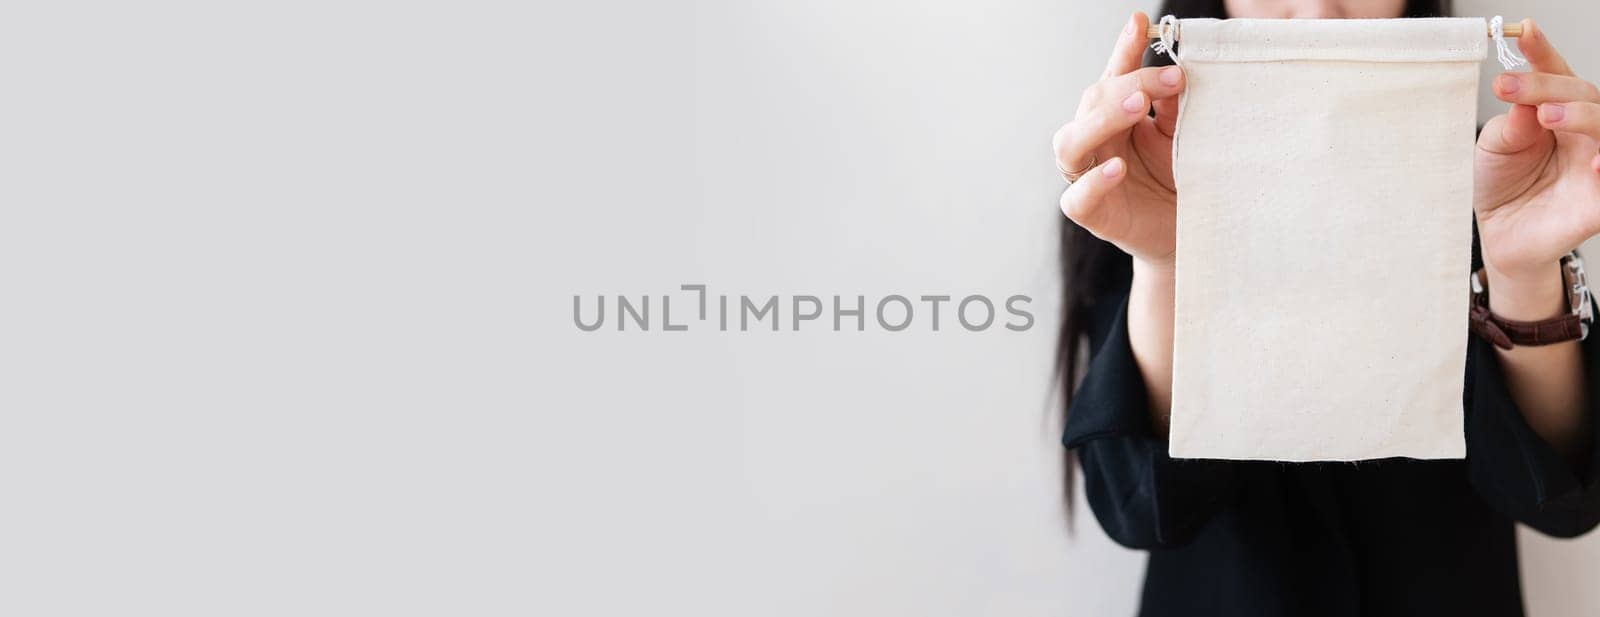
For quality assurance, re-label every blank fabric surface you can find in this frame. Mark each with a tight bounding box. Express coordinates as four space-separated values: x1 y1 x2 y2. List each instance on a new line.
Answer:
1167 18 1486 461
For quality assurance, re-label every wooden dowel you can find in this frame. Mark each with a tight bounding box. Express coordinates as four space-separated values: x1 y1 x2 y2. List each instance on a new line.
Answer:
1145 22 1522 39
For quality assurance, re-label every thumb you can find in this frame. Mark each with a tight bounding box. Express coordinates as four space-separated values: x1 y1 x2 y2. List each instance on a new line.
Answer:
1479 104 1545 155
1153 96 1179 138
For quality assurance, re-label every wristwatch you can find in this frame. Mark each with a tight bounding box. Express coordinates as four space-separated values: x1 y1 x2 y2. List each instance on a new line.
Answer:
1469 251 1594 350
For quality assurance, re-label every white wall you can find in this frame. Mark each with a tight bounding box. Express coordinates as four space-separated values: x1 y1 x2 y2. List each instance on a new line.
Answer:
546 1 1149 614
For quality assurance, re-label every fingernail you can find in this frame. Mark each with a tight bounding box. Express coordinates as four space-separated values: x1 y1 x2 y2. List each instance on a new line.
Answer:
1541 103 1566 124
1124 16 1136 36
1103 158 1124 178
1500 74 1520 94
1160 66 1182 86
1122 91 1145 113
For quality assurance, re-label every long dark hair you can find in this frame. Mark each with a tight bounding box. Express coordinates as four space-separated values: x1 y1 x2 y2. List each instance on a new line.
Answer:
1056 0 1451 508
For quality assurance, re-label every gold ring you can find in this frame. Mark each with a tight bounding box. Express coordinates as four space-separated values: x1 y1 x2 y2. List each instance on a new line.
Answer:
1059 156 1097 183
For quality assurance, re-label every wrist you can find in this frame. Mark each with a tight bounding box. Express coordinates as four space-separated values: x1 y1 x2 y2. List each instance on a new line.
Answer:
1127 256 1176 423
1484 260 1566 322
1129 257 1176 334
1132 256 1176 290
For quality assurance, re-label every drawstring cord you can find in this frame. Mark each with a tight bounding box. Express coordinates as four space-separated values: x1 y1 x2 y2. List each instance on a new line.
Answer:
1491 16 1527 70
1150 15 1180 66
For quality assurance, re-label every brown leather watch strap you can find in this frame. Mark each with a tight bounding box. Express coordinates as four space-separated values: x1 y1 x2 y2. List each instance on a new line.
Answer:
1469 268 1586 350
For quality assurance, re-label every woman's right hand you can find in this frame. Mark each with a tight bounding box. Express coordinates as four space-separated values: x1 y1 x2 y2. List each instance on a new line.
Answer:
1053 11 1185 267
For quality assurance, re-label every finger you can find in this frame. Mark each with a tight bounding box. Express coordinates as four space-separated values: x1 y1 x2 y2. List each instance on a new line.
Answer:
1102 11 1150 79
1059 158 1127 233
1537 101 1600 141
1517 19 1574 77
1153 95 1179 137
1492 72 1600 106
1055 90 1149 171
1478 104 1545 155
1083 65 1185 110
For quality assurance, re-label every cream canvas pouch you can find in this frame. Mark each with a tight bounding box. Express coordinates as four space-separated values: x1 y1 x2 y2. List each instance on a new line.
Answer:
1165 18 1487 461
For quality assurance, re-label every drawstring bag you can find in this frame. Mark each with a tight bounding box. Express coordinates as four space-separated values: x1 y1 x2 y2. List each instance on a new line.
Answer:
1161 18 1489 461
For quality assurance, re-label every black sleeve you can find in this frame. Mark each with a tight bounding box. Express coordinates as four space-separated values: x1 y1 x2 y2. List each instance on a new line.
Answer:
1465 310 1600 538
1061 292 1240 549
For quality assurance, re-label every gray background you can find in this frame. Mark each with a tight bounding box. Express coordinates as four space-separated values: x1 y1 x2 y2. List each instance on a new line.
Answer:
2 1 1595 615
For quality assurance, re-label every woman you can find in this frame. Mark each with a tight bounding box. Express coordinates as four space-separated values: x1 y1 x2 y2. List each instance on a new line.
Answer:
1054 1 1600 615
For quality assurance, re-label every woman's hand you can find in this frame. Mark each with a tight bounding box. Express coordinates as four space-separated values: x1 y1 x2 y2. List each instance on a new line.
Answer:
1476 19 1600 319
1475 19 1595 461
1053 11 1187 427
1052 11 1185 268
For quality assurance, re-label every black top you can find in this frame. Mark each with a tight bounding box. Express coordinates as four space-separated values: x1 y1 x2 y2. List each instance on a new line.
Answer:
1062 275 1600 616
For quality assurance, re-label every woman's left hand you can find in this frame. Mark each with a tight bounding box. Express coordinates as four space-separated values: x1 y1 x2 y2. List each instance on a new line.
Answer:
1476 19 1600 317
